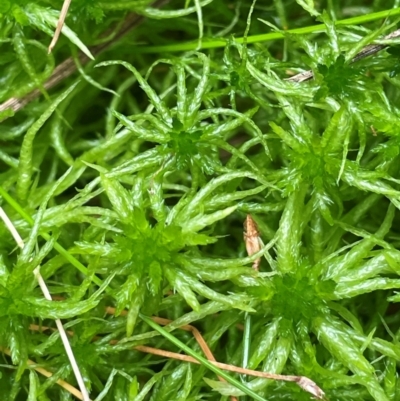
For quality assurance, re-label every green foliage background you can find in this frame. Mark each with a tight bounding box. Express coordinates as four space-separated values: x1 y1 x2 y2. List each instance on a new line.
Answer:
2 0 400 400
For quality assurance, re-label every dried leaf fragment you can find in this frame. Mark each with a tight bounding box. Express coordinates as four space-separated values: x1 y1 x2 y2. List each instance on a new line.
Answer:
244 214 261 270
296 376 325 400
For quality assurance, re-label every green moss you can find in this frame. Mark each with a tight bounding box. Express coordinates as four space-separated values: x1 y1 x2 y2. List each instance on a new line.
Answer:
271 272 327 322
2 0 400 400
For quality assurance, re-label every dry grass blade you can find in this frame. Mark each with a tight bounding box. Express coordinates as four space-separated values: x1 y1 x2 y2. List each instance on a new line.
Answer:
48 0 72 54
0 347 90 400
0 207 90 401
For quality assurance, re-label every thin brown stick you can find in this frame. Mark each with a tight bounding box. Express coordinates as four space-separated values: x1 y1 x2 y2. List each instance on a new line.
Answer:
0 0 169 117
132 345 324 399
48 0 73 54
29 321 324 399
133 344 287 379
31 311 239 401
0 347 90 401
32 311 217 361
287 28 400 83
30 308 325 400
109 310 218 359
104 309 238 401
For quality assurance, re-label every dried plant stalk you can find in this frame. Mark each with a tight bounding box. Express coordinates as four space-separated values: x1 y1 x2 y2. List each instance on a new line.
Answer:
0 347 90 401
110 310 239 401
0 207 90 401
48 0 72 54
132 345 325 399
29 316 325 399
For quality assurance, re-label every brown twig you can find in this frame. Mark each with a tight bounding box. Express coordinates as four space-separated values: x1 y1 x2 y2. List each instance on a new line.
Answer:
131 345 324 399
287 28 400 83
107 310 239 401
31 311 239 401
0 0 169 117
29 310 325 400
105 309 219 362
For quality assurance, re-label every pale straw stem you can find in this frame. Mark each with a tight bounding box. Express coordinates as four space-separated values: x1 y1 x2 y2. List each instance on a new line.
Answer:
0 206 90 401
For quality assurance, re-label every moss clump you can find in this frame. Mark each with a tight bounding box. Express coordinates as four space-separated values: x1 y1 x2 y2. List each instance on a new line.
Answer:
2 1 400 400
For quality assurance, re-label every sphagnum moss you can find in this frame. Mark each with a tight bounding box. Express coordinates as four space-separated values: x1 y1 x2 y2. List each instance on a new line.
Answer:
2 1 400 400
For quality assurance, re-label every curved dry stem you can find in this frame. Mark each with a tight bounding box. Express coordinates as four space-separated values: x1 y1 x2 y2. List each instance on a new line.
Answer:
0 207 90 401
106 309 239 401
0 347 90 401
30 310 324 400
132 345 324 399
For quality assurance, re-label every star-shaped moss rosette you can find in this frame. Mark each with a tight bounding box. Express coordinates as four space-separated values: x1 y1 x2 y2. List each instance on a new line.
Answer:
70 163 276 337
96 56 269 176
233 187 400 401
